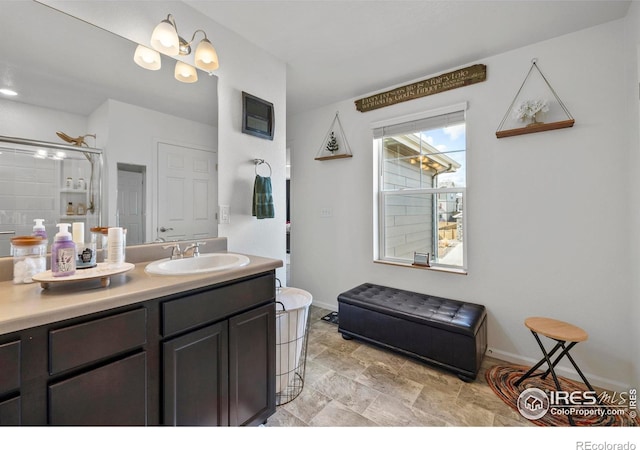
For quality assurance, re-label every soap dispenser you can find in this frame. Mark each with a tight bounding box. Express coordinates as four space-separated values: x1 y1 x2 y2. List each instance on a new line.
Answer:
32 219 47 241
51 223 76 277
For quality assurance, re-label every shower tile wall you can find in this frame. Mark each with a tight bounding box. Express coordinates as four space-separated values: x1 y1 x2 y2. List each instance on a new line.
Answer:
0 148 91 255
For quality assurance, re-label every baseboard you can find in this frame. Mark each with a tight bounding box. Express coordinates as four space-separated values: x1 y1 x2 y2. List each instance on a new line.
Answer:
310 299 337 312
486 347 628 392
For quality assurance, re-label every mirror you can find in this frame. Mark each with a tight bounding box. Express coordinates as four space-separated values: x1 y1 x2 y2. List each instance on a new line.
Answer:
0 1 218 256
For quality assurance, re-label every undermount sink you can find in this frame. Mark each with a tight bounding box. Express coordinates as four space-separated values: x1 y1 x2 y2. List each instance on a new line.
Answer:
145 253 250 275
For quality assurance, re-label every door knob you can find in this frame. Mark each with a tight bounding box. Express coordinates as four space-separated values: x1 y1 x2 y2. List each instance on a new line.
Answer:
159 227 174 232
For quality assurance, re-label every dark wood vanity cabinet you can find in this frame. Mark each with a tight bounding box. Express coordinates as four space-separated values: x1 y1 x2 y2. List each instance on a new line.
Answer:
161 272 276 426
163 321 229 426
48 352 148 425
46 308 149 425
0 271 276 426
0 340 21 425
228 304 276 426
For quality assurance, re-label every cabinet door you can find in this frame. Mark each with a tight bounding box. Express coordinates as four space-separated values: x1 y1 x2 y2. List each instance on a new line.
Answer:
49 352 147 425
0 397 21 426
228 303 276 426
0 340 20 397
163 322 229 426
0 340 21 425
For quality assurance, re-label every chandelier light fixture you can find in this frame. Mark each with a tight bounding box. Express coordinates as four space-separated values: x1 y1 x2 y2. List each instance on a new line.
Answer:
133 14 219 82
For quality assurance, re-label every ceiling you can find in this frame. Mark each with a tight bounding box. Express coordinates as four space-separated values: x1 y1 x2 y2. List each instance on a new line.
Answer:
186 0 632 115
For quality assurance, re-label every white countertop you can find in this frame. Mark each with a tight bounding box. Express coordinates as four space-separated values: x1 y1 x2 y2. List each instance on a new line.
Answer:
0 253 283 335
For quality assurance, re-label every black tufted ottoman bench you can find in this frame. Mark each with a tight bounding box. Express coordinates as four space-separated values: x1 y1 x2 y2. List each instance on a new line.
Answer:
337 283 487 381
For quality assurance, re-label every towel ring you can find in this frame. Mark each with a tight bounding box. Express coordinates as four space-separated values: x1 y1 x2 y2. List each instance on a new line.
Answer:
254 159 272 177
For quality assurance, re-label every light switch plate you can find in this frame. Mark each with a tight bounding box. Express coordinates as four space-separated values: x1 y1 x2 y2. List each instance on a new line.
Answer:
219 205 230 224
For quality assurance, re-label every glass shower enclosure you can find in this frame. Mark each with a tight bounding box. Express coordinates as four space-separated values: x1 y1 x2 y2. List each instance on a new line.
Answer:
0 135 103 256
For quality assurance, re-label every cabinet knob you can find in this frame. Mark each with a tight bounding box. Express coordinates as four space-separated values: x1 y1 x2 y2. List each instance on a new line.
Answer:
159 227 174 232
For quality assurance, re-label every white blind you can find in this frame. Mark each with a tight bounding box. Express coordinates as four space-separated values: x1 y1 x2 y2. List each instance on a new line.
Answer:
373 109 465 139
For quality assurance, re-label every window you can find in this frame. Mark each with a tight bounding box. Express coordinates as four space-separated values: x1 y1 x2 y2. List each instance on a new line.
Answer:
374 104 467 271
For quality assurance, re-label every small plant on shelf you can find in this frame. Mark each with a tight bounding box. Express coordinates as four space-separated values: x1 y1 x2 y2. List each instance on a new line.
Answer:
325 132 339 153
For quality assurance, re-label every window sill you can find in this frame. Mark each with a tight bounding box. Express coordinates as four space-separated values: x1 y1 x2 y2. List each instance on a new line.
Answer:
374 259 468 275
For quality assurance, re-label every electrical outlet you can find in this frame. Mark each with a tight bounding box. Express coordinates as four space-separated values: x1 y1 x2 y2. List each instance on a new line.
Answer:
219 205 230 224
320 208 333 218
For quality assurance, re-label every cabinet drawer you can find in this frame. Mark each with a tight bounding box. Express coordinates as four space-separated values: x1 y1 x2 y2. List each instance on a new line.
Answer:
162 272 275 337
0 340 20 396
0 396 21 426
49 352 147 425
49 308 147 375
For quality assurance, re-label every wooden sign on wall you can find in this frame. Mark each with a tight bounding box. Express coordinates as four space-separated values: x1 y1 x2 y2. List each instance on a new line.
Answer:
354 64 486 112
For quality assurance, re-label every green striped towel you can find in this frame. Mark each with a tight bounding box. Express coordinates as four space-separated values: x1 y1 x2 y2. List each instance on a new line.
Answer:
252 175 274 219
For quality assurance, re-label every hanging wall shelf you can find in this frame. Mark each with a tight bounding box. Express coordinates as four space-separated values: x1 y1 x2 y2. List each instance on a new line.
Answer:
315 111 353 161
496 58 574 138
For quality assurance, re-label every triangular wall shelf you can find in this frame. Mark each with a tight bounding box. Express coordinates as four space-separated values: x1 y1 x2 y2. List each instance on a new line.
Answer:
315 112 353 161
496 58 575 138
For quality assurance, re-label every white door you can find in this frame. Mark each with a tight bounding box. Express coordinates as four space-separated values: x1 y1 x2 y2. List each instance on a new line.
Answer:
157 142 217 242
117 169 145 245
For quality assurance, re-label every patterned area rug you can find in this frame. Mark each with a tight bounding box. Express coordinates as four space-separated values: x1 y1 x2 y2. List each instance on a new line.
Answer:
486 365 639 426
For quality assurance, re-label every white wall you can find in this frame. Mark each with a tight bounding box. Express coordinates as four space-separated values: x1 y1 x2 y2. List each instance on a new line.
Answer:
625 1 640 389
100 99 217 242
40 1 288 282
0 99 87 142
289 19 636 390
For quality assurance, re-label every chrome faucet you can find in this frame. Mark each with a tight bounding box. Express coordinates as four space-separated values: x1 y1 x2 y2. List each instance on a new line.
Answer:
162 243 183 260
183 241 206 258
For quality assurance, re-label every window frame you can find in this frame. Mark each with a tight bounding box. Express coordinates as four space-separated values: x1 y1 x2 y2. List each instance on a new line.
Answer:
372 102 468 273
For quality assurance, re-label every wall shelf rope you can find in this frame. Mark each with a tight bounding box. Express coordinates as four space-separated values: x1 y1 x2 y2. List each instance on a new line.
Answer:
315 111 353 161
496 58 574 138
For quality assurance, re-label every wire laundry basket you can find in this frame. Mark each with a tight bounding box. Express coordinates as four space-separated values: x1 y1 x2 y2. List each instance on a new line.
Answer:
275 285 312 405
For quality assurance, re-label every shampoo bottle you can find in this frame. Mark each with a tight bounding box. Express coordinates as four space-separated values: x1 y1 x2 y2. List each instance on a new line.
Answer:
51 223 76 277
32 219 47 241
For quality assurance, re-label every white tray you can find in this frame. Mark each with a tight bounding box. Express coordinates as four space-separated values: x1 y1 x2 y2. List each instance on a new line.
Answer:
32 262 135 289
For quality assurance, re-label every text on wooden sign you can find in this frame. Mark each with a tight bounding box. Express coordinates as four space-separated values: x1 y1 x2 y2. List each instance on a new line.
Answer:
354 64 487 112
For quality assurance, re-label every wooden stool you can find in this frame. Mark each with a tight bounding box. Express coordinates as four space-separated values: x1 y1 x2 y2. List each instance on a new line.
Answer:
516 317 593 389
515 317 594 425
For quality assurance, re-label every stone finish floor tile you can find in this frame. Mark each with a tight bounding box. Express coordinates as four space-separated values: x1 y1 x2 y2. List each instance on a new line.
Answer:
311 348 368 380
281 385 332 424
355 363 424 406
309 399 379 427
362 391 447 426
311 370 380 414
268 306 533 428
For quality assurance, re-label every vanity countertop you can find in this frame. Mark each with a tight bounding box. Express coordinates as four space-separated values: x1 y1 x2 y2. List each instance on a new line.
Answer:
0 253 283 336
